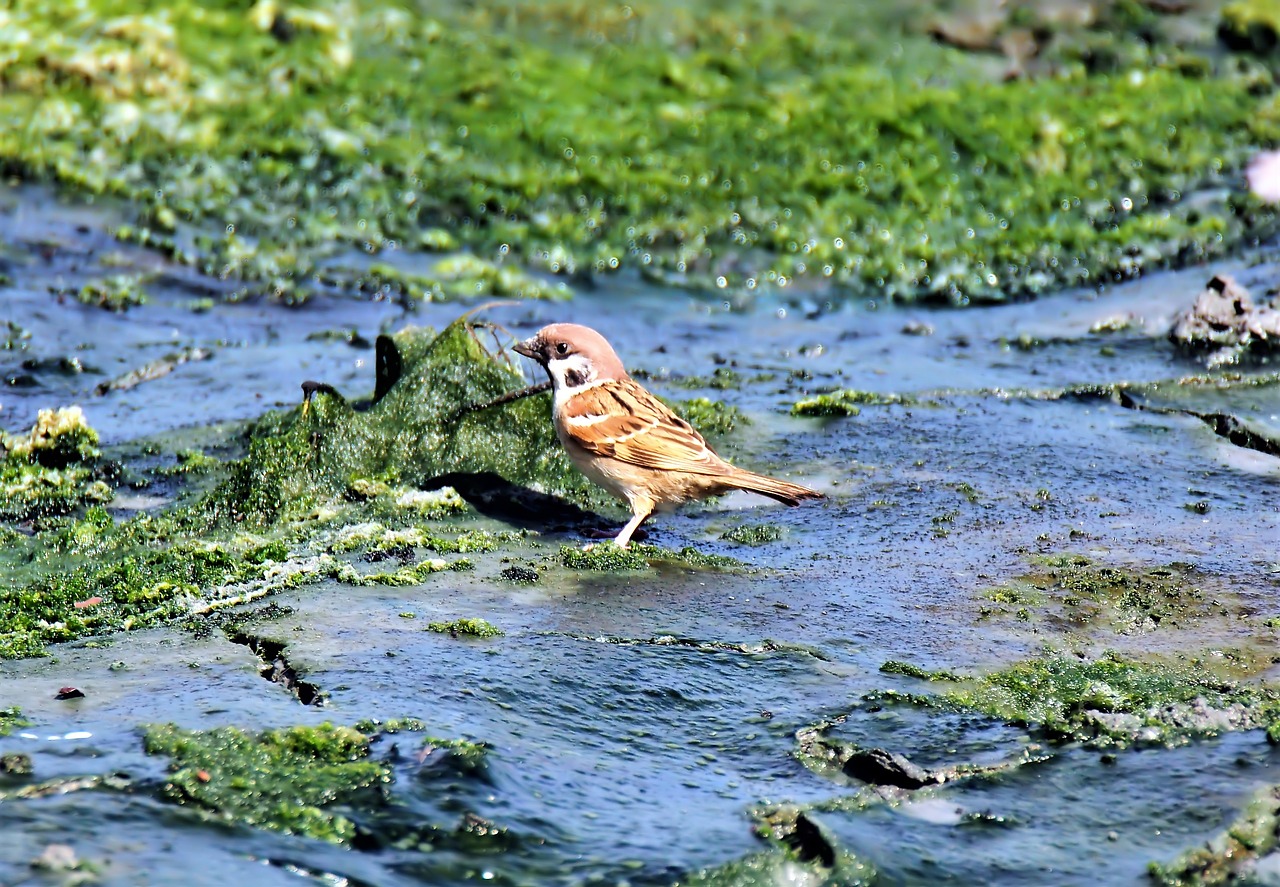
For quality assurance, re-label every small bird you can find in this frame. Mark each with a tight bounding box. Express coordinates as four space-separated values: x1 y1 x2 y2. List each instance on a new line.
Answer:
513 323 823 547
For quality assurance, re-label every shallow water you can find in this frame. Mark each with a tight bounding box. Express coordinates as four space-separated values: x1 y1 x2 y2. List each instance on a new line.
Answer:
2 186 1279 885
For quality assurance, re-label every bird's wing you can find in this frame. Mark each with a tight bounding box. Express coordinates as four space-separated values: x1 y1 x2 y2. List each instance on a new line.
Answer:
560 380 727 475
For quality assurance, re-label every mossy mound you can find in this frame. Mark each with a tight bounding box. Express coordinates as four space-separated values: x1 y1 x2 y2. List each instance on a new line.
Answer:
426 618 503 638
198 320 596 529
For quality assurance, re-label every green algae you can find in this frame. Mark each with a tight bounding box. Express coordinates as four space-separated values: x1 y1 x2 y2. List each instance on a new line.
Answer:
557 542 742 572
558 543 650 571
0 2 1275 303
792 390 918 417
0 319 640 659
198 319 597 529
720 523 783 546
674 397 744 437
986 556 1230 634
1151 783 1280 885
426 618 503 638
143 722 389 845
879 660 962 682
942 652 1280 748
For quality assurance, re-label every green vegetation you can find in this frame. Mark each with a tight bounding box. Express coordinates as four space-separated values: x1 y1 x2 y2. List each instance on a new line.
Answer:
143 722 389 844
793 389 919 417
674 398 745 437
0 1 1275 304
426 618 503 638
58 274 149 312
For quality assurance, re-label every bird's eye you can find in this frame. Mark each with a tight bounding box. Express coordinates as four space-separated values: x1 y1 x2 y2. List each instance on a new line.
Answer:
555 342 569 355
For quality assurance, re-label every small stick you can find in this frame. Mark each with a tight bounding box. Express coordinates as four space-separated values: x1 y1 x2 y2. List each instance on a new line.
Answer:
453 381 552 418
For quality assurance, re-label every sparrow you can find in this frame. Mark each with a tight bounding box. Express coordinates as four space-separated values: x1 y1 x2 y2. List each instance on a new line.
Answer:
513 323 823 547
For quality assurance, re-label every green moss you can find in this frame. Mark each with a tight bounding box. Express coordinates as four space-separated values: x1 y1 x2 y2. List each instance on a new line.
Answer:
879 660 962 682
792 389 916 417
0 2 1274 304
198 320 597 529
671 368 747 391
674 398 744 437
0 319 601 659
559 543 650 571
558 542 742 572
989 556 1220 633
352 717 429 734
427 618 503 638
143 722 389 844
0 531 306 659
720 523 783 546
943 653 1280 748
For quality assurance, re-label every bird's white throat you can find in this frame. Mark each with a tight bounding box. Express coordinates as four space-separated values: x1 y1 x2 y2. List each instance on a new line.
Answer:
547 354 597 392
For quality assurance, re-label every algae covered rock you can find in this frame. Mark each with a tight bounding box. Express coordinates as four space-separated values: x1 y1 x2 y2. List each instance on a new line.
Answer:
942 653 1280 748
1152 783 1280 884
143 722 389 844
1169 275 1280 366
200 319 599 528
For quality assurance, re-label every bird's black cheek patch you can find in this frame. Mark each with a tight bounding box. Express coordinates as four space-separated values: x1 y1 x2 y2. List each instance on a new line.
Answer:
565 368 589 388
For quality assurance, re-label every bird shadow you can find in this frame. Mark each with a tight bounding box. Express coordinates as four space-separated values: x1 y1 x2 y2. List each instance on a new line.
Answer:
420 472 611 535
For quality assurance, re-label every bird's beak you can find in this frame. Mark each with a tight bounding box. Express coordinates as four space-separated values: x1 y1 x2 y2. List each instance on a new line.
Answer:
512 337 539 361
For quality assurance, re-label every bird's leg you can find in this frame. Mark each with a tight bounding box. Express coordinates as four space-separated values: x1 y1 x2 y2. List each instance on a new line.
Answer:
612 506 653 548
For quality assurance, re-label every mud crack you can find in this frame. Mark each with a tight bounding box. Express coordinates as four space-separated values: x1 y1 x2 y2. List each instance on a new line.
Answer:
228 631 325 706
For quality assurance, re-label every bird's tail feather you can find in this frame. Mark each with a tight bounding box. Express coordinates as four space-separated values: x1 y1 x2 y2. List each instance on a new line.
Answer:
724 469 823 507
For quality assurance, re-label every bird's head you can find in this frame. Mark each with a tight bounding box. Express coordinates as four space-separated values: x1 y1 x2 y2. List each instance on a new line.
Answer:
513 323 627 389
